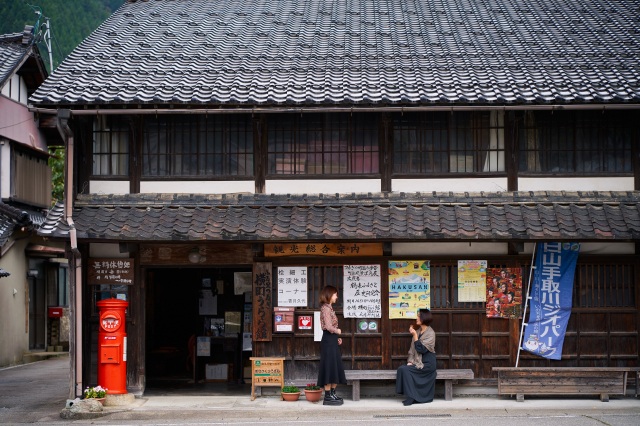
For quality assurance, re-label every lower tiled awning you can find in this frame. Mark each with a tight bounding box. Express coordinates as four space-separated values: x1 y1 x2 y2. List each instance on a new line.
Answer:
38 191 640 242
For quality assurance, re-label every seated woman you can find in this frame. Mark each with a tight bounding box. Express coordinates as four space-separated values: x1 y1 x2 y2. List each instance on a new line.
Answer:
396 308 437 406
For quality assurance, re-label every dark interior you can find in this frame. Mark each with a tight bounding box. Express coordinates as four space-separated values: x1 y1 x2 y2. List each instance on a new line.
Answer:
145 267 252 394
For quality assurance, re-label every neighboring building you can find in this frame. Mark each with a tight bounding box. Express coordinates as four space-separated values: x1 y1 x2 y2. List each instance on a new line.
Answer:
0 26 67 367
30 0 638 398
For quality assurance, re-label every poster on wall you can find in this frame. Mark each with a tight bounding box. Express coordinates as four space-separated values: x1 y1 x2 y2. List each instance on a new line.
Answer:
458 260 487 302
388 260 430 319
343 264 382 318
486 267 523 319
277 266 308 307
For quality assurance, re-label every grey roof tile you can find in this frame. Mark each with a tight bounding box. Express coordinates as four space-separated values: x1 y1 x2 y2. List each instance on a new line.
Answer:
38 191 640 242
30 0 640 107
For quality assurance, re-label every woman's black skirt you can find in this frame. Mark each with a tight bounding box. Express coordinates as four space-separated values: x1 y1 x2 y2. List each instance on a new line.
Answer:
317 330 347 386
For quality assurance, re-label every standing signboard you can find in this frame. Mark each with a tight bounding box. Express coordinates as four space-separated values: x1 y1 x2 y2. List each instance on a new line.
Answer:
250 357 285 400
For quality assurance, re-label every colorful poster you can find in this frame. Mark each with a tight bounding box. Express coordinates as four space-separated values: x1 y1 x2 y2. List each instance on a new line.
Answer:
388 260 430 319
277 267 307 307
343 264 382 318
522 242 580 360
486 267 523 319
458 260 487 302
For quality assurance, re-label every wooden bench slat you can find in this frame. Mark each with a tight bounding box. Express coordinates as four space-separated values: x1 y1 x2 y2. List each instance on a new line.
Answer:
344 369 474 402
493 367 638 402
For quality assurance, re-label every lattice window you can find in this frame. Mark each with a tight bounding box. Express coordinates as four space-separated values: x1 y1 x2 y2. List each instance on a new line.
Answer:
574 263 635 308
266 113 379 176
142 115 253 177
92 116 129 176
519 110 634 174
393 111 505 174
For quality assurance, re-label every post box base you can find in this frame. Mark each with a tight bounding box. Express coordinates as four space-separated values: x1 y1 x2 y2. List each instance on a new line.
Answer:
104 393 135 407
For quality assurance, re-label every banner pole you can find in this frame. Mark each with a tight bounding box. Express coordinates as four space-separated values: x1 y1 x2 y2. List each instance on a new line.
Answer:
516 242 538 367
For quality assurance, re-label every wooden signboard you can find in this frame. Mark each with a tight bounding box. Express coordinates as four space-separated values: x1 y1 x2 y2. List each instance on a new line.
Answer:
250 357 285 400
265 242 382 257
87 258 134 285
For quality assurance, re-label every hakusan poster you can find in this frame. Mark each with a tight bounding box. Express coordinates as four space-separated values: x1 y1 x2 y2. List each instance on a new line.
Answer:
388 260 430 319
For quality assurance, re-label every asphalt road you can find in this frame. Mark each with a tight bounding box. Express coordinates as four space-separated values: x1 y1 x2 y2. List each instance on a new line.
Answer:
1 356 639 425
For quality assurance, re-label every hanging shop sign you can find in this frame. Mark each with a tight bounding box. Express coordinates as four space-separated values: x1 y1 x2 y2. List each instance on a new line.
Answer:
343 264 382 318
264 243 382 257
87 258 134 285
388 260 430 319
522 242 580 360
458 260 487 302
277 266 308 306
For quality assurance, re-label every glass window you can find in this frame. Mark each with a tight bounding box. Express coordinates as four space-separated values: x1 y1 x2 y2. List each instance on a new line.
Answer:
519 111 633 174
142 115 254 177
92 116 129 176
267 113 379 175
393 111 505 174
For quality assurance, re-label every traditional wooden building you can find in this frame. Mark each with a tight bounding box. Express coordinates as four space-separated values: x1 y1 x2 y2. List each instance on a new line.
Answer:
30 0 639 398
0 26 67 367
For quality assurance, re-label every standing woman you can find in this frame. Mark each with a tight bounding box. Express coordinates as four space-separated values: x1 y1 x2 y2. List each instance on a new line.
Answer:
396 308 436 406
317 285 346 406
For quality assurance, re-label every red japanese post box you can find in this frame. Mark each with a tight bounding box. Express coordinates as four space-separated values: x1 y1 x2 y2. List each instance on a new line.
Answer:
97 298 128 394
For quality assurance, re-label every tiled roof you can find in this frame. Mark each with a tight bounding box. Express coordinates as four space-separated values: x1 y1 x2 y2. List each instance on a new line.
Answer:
0 202 33 249
38 192 640 242
30 0 640 107
0 31 30 87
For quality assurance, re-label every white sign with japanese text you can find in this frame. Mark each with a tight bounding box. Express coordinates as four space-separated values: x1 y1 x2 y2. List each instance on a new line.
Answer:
343 264 382 318
277 267 308 307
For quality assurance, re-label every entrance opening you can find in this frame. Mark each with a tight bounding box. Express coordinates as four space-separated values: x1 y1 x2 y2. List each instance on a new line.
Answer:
145 267 252 394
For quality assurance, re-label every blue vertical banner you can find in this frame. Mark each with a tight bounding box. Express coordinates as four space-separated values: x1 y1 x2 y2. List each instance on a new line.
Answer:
522 242 580 360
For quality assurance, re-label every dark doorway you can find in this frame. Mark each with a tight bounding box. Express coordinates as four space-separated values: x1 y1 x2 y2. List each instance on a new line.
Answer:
145 267 252 390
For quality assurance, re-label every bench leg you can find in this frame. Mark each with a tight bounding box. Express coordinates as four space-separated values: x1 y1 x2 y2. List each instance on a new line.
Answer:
516 393 524 402
600 393 609 402
352 380 360 401
444 380 453 401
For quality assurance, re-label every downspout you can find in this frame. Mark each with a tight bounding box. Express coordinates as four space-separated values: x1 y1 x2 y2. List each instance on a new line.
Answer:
56 109 82 398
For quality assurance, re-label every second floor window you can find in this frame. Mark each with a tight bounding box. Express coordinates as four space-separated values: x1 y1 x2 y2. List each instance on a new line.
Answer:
518 111 634 174
267 113 379 176
92 116 129 176
143 115 254 177
393 111 505 174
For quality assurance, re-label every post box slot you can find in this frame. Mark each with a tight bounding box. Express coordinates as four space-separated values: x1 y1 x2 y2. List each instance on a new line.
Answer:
101 344 121 364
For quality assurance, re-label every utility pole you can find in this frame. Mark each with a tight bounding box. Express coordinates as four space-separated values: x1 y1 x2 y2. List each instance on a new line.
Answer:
33 8 54 74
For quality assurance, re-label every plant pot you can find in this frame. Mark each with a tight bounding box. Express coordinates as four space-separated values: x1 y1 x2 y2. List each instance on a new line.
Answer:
304 389 323 402
94 397 106 405
281 391 300 401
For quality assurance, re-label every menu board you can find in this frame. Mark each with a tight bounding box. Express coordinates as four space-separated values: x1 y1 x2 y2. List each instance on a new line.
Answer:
343 264 381 318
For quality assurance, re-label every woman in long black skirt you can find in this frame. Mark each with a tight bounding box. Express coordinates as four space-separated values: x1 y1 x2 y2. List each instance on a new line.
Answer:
396 308 437 406
317 285 346 406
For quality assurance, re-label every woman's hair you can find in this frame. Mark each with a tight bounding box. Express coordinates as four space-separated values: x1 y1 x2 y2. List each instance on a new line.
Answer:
319 285 338 305
418 308 433 326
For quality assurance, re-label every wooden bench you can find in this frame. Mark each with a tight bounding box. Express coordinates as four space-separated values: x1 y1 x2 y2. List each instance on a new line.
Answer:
345 369 474 401
493 367 640 402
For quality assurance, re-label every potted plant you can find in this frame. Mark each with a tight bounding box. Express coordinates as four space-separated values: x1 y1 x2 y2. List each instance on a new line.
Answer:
303 383 323 403
281 385 301 401
83 385 108 404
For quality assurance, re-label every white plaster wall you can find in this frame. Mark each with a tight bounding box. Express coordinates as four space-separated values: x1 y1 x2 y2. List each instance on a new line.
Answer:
90 180 130 195
140 180 255 194
0 141 9 199
392 242 509 256
266 179 381 195
520 242 635 255
393 178 509 193
518 177 634 192
0 239 30 367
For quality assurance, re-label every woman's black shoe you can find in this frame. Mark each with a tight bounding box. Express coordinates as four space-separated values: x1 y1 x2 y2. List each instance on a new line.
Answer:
402 398 414 406
323 394 343 406
330 388 343 401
